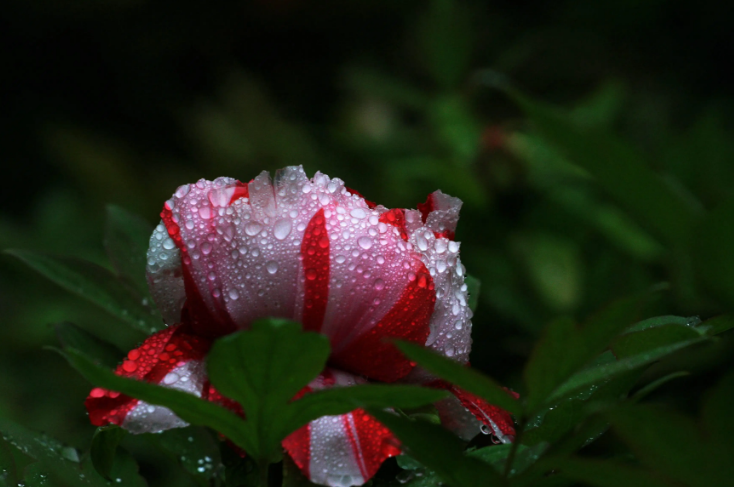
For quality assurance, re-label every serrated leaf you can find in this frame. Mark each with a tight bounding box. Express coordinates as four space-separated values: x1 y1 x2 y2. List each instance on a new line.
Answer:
54 322 122 369
59 347 257 455
368 410 504 487
7 250 161 334
104 205 154 297
90 425 126 479
395 341 520 415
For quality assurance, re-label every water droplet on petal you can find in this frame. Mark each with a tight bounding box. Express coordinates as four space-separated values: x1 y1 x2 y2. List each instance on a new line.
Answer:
350 208 366 219
245 222 263 236
358 236 373 249
201 243 212 255
228 289 240 300
273 219 292 240
198 206 213 219
373 278 385 291
266 261 279 274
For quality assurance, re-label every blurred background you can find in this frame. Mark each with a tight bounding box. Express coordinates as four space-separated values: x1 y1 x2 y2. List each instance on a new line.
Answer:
2 0 734 483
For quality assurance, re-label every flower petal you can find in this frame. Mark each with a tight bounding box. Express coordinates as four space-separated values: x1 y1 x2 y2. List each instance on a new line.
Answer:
85 325 211 433
282 369 400 487
430 381 516 443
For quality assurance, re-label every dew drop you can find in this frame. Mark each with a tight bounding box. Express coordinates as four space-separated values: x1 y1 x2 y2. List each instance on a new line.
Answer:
350 208 366 219
198 206 213 220
335 255 346 264
245 222 263 236
228 289 240 300
373 278 385 291
201 243 212 255
358 236 373 250
162 238 176 250
266 261 279 274
273 219 292 240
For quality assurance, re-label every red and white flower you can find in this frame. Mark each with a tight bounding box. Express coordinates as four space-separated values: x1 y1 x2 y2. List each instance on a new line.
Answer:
86 166 515 487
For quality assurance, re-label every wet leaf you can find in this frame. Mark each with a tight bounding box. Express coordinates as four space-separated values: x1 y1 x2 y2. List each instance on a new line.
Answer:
90 425 126 479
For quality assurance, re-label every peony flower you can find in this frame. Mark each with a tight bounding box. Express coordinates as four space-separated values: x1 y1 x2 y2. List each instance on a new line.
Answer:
86 166 515 487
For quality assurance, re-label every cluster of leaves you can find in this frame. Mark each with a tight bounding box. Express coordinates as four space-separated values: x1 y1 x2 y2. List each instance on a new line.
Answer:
4 89 734 487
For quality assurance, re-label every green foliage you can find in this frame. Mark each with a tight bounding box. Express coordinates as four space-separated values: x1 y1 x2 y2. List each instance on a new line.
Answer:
6 250 161 334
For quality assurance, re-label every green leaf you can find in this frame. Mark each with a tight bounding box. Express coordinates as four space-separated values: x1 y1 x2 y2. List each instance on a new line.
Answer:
368 410 504 487
613 324 701 359
630 371 690 402
511 90 698 245
702 370 734 447
395 341 520 415
7 250 161 334
59 347 257 455
468 443 547 477
549 337 704 402
54 322 122 369
0 418 107 487
104 205 154 297
206 319 329 462
524 296 644 411
700 314 734 336
624 315 692 333
465 275 481 313
282 384 448 439
90 425 126 480
552 457 673 487
148 426 221 481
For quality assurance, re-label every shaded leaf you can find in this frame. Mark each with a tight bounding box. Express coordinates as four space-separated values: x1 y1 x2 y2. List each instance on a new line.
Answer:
148 426 221 482
612 324 702 359
693 196 734 309
7 250 161 334
624 315 692 334
552 457 673 487
104 205 154 298
524 296 645 411
511 90 698 245
465 275 481 313
90 425 126 480
549 337 704 402
700 314 734 336
54 322 122 369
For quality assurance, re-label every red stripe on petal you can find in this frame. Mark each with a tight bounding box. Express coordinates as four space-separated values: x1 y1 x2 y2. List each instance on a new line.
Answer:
161 203 237 338
228 180 250 205
379 209 409 241
301 209 330 332
330 263 435 382
282 424 311 479
344 410 400 482
430 380 516 440
85 325 211 427
417 194 434 223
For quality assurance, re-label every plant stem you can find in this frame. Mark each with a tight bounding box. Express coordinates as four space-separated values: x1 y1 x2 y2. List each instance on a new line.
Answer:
503 417 526 478
259 460 270 487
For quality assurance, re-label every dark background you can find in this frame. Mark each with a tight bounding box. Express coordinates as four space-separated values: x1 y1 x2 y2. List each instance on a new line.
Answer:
2 0 734 483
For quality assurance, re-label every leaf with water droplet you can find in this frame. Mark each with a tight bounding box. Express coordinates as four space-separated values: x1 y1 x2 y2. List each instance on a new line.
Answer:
147 426 221 482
